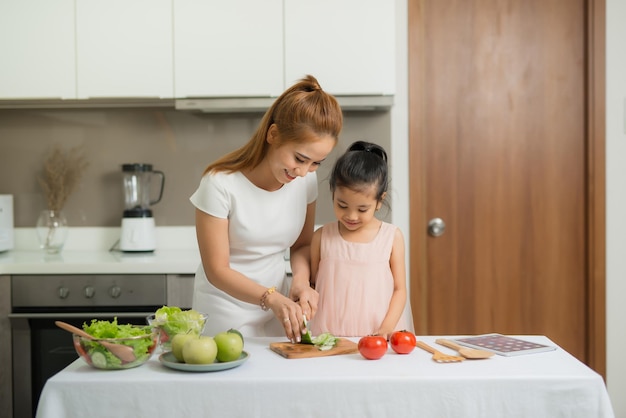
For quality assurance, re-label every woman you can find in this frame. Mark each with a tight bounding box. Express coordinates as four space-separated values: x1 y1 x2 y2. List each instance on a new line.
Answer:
190 75 343 343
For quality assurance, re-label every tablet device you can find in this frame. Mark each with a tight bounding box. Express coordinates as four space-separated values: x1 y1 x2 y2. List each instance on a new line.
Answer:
453 334 557 356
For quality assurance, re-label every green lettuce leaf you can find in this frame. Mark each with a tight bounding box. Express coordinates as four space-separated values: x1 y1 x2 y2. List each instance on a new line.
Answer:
152 306 206 337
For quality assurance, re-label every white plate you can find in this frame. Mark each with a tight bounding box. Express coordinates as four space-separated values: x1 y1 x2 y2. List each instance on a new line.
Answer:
159 351 249 372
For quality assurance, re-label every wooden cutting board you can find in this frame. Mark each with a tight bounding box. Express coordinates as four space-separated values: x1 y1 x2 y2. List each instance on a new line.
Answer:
270 338 358 359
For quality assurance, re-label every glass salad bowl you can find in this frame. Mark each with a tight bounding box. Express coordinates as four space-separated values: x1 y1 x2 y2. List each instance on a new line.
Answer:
72 326 158 370
147 307 208 352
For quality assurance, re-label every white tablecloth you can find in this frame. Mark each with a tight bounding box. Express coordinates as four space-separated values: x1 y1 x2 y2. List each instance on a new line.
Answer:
36 336 614 418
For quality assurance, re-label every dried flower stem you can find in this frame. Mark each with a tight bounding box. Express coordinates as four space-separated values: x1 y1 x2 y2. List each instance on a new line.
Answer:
38 145 89 212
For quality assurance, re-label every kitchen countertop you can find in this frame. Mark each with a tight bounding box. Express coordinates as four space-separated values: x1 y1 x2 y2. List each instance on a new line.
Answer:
0 227 201 275
0 249 201 275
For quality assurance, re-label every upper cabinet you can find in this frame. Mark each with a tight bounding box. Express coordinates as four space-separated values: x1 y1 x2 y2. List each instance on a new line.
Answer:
76 0 173 99
173 0 284 98
0 1 395 103
0 0 172 100
0 0 76 99
285 0 395 96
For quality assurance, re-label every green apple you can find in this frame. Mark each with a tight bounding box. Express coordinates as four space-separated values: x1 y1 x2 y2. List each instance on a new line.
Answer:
182 335 217 364
227 328 244 346
214 330 244 362
171 332 197 362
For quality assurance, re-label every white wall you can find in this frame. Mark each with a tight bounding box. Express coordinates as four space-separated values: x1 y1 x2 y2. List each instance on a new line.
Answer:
606 0 626 415
390 0 410 273
393 1 624 415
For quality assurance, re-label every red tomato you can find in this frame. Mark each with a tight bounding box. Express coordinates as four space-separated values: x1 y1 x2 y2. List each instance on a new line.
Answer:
358 335 388 360
147 339 158 354
390 330 416 354
73 339 91 365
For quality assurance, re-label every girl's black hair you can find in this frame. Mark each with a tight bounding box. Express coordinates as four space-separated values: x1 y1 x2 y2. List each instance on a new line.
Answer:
329 140 389 201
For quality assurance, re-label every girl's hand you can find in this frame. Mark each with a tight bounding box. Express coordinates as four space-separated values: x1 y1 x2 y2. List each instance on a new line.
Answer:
376 328 394 341
290 285 319 320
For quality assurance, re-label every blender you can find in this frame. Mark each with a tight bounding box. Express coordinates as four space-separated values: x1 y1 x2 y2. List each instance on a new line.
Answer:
119 163 165 252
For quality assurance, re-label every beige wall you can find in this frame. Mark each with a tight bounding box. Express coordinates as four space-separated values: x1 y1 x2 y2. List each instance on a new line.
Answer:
0 108 392 228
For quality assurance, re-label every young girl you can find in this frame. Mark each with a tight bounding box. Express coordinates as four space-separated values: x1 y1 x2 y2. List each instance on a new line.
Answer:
309 141 413 339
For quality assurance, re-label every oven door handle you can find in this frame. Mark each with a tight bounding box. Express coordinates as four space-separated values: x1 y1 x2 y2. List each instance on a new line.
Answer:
9 312 155 319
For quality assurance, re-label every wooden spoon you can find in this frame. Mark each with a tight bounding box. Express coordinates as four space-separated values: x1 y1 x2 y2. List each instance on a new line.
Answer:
415 341 465 363
435 338 494 359
55 321 136 362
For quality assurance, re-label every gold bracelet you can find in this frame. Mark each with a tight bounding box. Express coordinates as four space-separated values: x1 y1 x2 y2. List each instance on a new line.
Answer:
260 286 276 311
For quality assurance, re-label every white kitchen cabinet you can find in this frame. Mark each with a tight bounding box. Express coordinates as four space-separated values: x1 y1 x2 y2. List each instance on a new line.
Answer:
1 0 394 104
0 0 76 99
284 0 395 96
76 0 174 99
173 0 284 98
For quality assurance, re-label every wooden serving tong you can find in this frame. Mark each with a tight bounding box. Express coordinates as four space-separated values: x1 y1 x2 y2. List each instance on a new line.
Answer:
435 338 494 359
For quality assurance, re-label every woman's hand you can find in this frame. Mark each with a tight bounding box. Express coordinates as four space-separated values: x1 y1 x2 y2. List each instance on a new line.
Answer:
266 291 307 343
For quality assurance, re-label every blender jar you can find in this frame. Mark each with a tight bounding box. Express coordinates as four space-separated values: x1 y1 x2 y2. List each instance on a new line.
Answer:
122 163 165 217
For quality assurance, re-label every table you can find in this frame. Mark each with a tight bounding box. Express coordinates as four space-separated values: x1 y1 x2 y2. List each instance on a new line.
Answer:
36 336 614 418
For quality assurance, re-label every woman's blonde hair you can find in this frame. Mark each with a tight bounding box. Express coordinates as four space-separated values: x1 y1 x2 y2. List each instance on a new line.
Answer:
203 75 343 174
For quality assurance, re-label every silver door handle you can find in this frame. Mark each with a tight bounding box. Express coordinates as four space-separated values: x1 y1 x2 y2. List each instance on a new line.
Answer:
428 218 446 237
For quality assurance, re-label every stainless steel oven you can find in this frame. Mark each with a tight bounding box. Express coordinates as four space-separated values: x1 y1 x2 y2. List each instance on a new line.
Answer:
9 274 167 418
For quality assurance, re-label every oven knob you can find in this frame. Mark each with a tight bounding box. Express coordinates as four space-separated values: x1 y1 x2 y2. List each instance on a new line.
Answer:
109 285 122 299
84 286 95 299
58 286 70 299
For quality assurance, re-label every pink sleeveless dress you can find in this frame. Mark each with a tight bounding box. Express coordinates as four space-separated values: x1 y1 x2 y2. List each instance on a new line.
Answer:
309 221 411 337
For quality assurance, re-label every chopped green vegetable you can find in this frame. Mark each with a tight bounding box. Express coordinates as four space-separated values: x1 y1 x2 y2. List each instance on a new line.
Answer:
299 316 338 350
90 350 108 369
301 316 314 344
312 333 338 351
301 332 314 344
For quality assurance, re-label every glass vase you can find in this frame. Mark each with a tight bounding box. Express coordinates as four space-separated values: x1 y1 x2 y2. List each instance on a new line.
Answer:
36 210 68 254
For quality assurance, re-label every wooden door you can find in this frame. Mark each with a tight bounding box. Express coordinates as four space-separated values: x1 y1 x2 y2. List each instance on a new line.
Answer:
408 0 606 374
